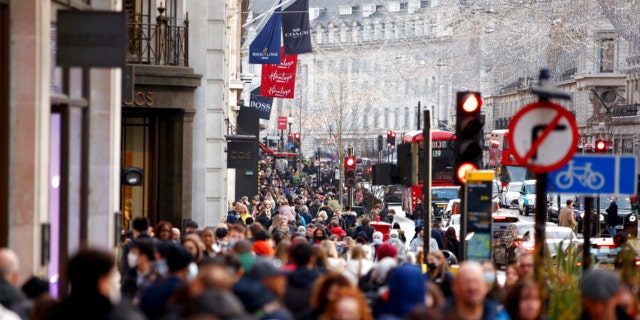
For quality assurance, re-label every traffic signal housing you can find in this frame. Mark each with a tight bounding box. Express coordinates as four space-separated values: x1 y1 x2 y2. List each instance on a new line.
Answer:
595 139 606 153
345 156 357 187
453 91 483 184
386 130 396 149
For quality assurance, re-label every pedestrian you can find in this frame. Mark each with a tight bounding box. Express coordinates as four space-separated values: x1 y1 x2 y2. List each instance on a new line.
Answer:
321 240 346 273
154 221 174 242
440 261 509 320
381 208 395 224
310 273 353 319
185 220 199 234
121 217 153 275
46 248 145 320
444 227 459 256
579 269 631 320
385 229 407 261
504 264 520 295
606 196 619 237
558 199 577 232
504 279 545 320
431 222 445 250
376 264 426 319
426 250 455 298
121 238 161 305
284 242 320 320
0 248 28 318
518 253 535 280
344 245 373 285
321 286 372 320
481 260 506 304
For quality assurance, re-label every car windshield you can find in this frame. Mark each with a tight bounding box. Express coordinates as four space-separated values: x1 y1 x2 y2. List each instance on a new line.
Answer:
432 188 459 201
579 196 633 210
524 184 536 194
508 183 522 192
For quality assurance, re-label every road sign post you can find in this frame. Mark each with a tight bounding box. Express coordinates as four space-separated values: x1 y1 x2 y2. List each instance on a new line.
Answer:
463 170 495 262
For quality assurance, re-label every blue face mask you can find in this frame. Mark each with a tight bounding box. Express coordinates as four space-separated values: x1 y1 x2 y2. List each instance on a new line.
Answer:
484 272 496 286
373 238 382 245
156 259 168 277
390 238 398 244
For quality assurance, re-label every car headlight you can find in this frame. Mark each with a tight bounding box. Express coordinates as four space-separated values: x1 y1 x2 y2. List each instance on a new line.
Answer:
630 215 637 222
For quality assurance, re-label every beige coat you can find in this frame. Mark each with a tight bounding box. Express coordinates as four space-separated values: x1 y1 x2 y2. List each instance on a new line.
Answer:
558 205 576 231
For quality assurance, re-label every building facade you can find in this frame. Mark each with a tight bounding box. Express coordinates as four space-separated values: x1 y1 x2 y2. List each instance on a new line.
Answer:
1 0 240 295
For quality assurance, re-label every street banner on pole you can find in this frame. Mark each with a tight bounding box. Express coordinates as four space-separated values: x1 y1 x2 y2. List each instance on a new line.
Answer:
249 87 274 120
282 0 312 55
261 47 297 98
249 1 282 64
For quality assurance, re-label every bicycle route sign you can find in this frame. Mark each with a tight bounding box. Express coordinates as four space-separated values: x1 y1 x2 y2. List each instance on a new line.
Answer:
507 101 579 173
547 155 637 195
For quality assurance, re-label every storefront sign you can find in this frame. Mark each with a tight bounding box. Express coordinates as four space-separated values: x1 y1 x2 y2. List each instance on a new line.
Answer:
56 11 126 68
227 137 258 169
123 91 154 107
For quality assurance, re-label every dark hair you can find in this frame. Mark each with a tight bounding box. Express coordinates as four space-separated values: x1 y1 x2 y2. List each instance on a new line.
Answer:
154 221 174 240
68 249 114 294
290 242 313 267
215 227 228 239
245 217 254 225
132 217 149 233
504 280 543 320
361 218 371 226
132 238 156 261
253 229 270 241
566 199 574 206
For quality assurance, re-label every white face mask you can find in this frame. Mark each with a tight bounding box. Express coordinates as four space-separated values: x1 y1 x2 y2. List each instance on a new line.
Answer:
187 262 198 281
127 252 138 268
108 270 121 305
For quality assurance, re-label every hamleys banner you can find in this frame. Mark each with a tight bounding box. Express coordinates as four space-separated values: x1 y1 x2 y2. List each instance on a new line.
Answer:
260 47 297 99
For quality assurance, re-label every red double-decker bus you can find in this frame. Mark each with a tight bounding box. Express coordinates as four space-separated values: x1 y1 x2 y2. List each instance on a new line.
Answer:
400 130 457 217
487 129 530 188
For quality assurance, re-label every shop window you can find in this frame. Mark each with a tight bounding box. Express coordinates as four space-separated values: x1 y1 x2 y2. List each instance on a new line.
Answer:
599 38 615 73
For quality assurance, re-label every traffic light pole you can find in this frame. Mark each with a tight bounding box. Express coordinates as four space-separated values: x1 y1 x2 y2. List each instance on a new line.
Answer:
534 172 548 282
422 110 432 262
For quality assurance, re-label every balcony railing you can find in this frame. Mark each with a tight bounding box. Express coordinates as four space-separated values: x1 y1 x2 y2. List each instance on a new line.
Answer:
126 9 189 67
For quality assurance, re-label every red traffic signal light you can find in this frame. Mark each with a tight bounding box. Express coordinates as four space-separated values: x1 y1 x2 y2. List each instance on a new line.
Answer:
456 162 478 184
294 133 301 141
453 91 483 185
345 156 356 169
386 130 396 147
595 139 606 152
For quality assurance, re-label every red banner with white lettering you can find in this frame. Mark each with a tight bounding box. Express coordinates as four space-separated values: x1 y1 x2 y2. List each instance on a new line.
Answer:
261 47 297 99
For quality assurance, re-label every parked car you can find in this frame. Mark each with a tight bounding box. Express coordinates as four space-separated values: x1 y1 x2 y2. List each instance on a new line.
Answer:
492 212 520 239
443 198 501 219
518 180 537 216
566 237 640 269
492 221 556 266
514 226 580 260
384 185 404 203
431 186 460 219
501 181 523 208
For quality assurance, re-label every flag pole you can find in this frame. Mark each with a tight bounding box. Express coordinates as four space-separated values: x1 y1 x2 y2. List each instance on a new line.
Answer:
242 0 296 28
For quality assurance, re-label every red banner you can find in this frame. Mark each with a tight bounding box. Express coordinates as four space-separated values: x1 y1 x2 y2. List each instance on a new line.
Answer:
261 47 297 99
277 116 288 130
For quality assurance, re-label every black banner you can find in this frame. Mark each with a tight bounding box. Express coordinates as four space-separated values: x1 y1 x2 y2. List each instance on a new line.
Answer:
249 87 274 120
227 137 258 169
282 0 312 55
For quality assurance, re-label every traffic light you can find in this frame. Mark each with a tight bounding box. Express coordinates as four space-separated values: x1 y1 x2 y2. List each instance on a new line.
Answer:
386 130 396 149
345 156 356 187
595 139 606 153
287 132 293 143
453 91 483 184
122 167 143 186
293 133 301 142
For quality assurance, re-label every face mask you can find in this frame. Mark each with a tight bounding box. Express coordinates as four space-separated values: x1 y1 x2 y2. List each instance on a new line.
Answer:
108 270 121 305
299 231 306 237
390 238 398 244
373 238 382 245
187 262 199 281
484 272 496 286
127 252 138 268
427 263 437 271
156 259 169 277
315 235 324 240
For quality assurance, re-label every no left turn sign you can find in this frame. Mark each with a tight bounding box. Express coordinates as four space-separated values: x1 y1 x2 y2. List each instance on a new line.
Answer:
507 101 578 173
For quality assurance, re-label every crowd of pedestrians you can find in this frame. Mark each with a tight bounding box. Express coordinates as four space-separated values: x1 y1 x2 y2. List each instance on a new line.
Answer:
0 170 639 319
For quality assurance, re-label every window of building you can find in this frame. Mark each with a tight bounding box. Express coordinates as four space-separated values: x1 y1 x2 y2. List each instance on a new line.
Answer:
384 108 390 128
599 38 615 73
339 5 352 15
374 110 380 128
309 7 320 20
340 25 348 42
388 2 401 12
363 4 377 17
404 107 410 127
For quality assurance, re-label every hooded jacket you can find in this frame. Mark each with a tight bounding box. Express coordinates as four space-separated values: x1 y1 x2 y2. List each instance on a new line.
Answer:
283 267 320 320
